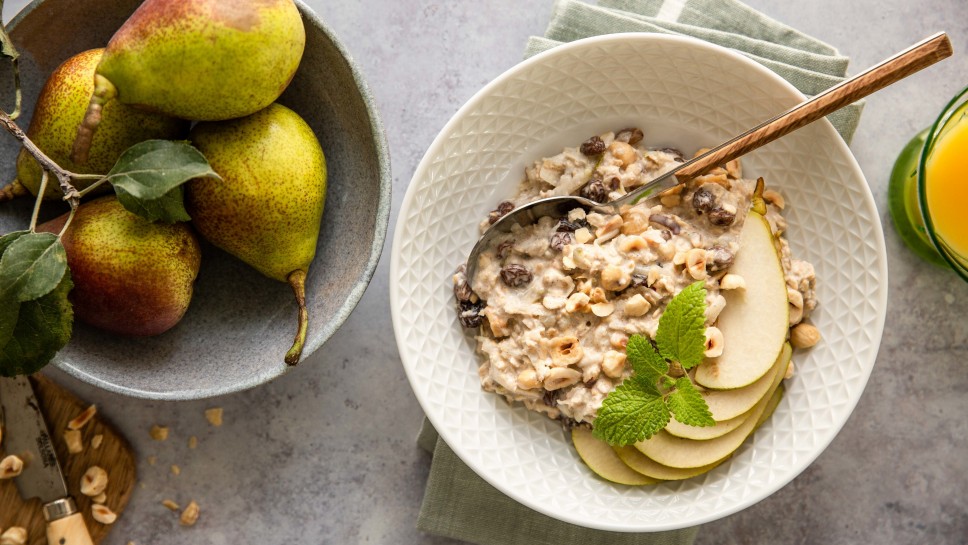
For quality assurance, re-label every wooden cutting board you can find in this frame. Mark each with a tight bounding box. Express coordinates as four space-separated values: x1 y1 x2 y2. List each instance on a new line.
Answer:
0 374 136 545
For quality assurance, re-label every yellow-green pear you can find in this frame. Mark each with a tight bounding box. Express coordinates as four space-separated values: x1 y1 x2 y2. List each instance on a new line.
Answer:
186 103 326 365
0 48 187 202
73 0 305 164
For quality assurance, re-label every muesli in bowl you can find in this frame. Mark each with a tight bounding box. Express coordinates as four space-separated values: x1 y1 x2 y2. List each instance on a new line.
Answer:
453 126 822 483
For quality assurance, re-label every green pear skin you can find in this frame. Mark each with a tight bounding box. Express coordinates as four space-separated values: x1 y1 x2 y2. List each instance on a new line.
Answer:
73 0 305 164
186 103 326 365
38 196 201 337
1 48 187 201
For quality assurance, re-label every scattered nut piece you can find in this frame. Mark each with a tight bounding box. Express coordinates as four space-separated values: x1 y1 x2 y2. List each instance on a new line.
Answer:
624 294 650 317
590 302 615 317
516 369 540 390
685 248 707 280
784 359 796 379
180 500 200 527
543 367 582 391
573 227 592 244
188 436 198 449
147 456 157 466
704 327 725 358
162 499 181 511
719 273 746 290
91 434 104 450
80 466 108 497
0 526 27 545
602 351 627 378
205 408 223 427
92 492 107 504
549 336 584 367
0 455 24 479
790 323 821 349
68 404 97 430
65 429 84 454
92 504 118 525
150 425 169 441
171 464 181 476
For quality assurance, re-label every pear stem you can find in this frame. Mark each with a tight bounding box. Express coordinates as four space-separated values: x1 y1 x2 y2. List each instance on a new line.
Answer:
72 74 117 166
28 170 47 232
284 270 309 366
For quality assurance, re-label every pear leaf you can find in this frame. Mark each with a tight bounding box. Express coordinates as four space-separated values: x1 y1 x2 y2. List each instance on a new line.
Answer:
0 270 73 377
0 292 19 350
0 230 29 254
115 184 191 223
107 139 219 222
0 232 67 302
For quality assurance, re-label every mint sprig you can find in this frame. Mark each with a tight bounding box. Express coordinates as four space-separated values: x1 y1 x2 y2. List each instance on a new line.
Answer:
593 281 716 446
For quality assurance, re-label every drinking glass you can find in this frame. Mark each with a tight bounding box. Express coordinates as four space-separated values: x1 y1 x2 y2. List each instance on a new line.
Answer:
888 85 968 281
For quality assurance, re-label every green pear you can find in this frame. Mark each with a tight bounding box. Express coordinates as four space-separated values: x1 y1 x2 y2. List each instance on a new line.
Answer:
37 196 201 336
73 0 305 164
0 48 187 202
186 103 326 365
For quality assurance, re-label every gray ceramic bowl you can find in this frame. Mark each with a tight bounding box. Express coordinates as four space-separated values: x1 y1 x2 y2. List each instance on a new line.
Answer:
0 0 391 399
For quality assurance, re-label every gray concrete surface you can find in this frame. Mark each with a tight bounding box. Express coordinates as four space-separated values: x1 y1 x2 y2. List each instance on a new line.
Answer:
3 0 966 543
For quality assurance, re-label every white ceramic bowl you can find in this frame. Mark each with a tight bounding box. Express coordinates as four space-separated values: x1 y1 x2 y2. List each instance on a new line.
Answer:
391 34 887 531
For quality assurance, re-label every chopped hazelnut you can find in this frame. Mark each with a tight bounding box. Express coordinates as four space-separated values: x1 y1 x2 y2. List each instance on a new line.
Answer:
65 429 84 454
68 404 97 430
188 436 198 449
162 499 181 511
92 504 117 525
180 500 200 526
92 492 107 504
80 466 108 496
149 425 169 441
205 408 223 427
0 455 24 479
171 464 181 476
0 527 27 545
91 434 104 450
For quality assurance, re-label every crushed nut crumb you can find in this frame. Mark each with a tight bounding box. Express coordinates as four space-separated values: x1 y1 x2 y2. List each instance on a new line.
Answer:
149 425 169 441
188 436 198 449
92 492 107 504
162 499 181 511
180 501 200 526
68 404 97 430
0 526 27 545
92 434 104 449
147 456 157 466
171 465 181 476
205 408 223 427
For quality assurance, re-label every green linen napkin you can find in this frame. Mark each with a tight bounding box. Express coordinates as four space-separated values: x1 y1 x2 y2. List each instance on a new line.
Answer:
417 2 864 543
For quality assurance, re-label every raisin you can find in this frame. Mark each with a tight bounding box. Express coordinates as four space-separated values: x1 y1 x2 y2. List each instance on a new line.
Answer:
629 273 648 288
457 300 484 328
707 245 735 271
496 240 514 260
692 187 716 215
649 213 681 235
550 231 573 251
579 179 607 203
555 219 579 232
487 201 515 224
500 264 532 287
660 148 685 162
709 207 736 227
543 389 559 407
579 135 606 156
615 127 644 146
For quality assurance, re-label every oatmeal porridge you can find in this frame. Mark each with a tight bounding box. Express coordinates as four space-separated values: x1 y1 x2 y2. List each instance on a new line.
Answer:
453 128 817 426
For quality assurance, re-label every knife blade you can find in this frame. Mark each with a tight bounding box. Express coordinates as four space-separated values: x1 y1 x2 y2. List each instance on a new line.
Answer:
0 376 93 545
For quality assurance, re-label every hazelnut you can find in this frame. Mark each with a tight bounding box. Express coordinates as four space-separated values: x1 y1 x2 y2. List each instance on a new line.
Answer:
180 501 200 527
80 466 108 497
65 429 84 454
0 455 24 479
0 527 27 545
92 504 118 525
68 404 97 430
704 327 725 358
790 323 821 349
162 499 181 511
149 425 169 441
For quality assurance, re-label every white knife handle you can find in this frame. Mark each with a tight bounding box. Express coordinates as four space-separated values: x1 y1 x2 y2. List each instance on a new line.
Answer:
47 512 94 545
44 498 94 545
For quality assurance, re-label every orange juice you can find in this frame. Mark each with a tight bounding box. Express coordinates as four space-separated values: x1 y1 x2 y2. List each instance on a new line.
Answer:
924 111 968 258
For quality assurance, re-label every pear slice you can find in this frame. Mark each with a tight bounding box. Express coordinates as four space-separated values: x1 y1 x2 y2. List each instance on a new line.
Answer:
614 445 723 481
634 354 785 469
756 384 785 428
572 428 662 485
695 209 789 389
664 408 750 440
702 343 791 422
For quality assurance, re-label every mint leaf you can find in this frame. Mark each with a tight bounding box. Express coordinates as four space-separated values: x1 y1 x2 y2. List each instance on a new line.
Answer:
0 232 67 302
0 270 73 377
667 377 715 427
656 281 708 369
625 334 667 388
107 140 219 223
593 380 670 446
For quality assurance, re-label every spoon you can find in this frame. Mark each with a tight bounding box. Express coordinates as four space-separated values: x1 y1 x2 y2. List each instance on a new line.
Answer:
464 32 952 284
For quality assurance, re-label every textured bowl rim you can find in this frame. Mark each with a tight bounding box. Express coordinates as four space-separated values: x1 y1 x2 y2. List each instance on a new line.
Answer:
391 32 887 531
8 0 392 400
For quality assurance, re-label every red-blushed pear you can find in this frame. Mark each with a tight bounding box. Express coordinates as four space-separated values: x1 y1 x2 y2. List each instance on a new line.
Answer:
0 49 186 202
185 103 326 366
73 0 305 164
571 428 661 486
37 196 201 336
695 181 789 390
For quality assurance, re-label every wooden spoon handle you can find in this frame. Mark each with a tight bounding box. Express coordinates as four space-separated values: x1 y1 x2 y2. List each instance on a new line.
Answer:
676 32 953 179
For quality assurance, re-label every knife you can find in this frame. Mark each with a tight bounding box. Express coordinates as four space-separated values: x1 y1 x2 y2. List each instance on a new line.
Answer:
0 376 94 545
